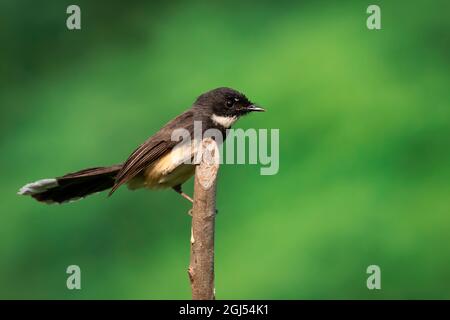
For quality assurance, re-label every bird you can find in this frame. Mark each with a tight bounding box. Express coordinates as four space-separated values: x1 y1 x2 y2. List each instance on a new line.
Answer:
18 87 265 204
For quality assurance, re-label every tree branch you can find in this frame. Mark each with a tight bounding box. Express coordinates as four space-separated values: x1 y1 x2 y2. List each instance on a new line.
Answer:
188 138 219 300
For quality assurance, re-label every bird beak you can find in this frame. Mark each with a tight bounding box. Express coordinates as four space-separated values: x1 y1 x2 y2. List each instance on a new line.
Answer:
246 104 265 112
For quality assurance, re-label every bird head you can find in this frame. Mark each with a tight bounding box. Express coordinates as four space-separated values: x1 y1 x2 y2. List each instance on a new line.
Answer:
194 87 265 128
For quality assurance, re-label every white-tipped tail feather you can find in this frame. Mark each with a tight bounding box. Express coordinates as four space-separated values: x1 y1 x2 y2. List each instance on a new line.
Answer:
18 179 58 196
18 165 122 204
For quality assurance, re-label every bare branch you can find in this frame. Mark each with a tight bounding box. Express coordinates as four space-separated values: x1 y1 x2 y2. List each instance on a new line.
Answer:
188 138 219 300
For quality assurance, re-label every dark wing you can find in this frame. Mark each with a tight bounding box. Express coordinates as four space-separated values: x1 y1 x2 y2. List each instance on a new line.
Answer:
109 110 194 195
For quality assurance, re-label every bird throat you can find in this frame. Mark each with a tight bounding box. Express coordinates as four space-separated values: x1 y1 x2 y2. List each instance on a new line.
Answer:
211 114 237 128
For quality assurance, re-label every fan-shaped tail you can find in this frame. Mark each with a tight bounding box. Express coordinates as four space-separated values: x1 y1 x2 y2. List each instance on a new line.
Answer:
18 165 123 204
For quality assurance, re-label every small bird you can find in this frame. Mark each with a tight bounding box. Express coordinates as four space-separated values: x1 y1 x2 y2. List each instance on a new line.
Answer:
18 87 265 204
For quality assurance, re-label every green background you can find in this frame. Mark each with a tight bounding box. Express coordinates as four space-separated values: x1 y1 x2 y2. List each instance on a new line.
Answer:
0 0 449 299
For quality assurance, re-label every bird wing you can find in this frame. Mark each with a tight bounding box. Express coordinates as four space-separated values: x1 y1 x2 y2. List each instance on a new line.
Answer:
109 110 194 195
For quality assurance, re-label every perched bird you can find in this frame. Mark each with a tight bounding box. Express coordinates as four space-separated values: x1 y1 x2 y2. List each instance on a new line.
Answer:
18 87 264 204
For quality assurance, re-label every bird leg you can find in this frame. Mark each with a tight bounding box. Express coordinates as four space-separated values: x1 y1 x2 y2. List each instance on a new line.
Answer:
173 185 218 216
172 185 193 204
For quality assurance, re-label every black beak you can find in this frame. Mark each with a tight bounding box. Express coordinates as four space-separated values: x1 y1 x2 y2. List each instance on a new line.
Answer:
246 104 265 112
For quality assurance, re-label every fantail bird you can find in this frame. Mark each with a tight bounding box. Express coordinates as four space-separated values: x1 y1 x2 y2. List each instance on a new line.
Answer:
18 87 265 204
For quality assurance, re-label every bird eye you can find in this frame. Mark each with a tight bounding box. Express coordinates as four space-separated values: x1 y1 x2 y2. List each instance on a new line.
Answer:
226 100 234 108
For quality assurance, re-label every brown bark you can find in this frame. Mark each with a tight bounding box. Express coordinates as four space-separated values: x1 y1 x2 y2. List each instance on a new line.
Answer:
188 138 219 300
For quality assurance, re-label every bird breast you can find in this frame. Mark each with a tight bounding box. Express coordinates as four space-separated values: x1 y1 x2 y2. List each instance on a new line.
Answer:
129 140 197 190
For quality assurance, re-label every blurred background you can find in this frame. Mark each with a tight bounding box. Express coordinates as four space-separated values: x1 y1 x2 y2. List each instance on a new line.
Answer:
0 0 449 299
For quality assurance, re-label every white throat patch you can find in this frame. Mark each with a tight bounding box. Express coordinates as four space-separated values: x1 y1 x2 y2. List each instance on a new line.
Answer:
211 114 237 128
